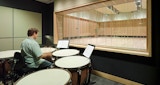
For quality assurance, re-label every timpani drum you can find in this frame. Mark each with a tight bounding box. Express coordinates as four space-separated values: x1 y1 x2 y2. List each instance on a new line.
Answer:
0 50 21 84
52 49 79 58
41 47 56 61
55 56 90 85
14 68 71 85
41 47 56 53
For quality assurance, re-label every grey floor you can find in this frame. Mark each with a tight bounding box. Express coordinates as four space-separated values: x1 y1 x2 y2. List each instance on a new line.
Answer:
0 74 123 85
90 74 124 85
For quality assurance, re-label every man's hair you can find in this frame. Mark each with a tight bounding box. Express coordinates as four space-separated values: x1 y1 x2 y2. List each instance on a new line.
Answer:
27 28 39 36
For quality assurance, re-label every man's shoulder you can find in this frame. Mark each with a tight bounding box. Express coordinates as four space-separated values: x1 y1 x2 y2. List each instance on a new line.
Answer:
23 38 35 42
22 38 34 45
22 38 29 43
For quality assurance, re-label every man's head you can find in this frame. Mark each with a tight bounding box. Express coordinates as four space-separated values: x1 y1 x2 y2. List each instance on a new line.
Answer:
27 28 39 39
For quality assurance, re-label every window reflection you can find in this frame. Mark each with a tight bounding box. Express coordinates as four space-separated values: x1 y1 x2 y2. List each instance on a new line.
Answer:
56 0 150 56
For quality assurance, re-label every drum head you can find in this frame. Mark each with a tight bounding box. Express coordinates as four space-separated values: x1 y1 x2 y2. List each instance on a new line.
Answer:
15 69 71 85
52 49 79 57
55 56 90 68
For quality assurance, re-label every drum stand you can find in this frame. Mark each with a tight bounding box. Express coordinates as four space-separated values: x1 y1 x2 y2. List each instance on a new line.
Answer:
75 64 96 85
1 59 13 85
85 64 96 85
1 60 6 85
77 69 81 85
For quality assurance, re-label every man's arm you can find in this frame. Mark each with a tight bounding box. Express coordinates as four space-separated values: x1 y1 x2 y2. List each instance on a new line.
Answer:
40 52 52 59
39 52 53 62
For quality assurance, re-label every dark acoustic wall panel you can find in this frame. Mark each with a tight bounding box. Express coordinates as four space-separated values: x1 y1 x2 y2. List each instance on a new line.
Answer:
91 55 157 85
0 0 45 13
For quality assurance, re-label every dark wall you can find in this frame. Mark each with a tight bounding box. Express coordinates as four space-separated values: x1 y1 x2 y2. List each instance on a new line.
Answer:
42 3 54 45
0 0 53 45
91 52 157 85
0 0 45 13
152 0 160 84
71 1 159 85
70 46 158 85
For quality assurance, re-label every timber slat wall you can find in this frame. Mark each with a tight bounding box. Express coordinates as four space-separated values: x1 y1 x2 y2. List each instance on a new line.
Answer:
99 19 146 36
57 15 146 38
63 15 98 38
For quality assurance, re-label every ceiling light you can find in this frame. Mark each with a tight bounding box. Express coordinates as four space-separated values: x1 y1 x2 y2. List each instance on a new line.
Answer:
135 0 142 10
107 6 119 14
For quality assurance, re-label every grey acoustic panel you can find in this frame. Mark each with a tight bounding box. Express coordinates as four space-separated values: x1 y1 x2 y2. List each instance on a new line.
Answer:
0 7 42 51
13 9 42 37
13 37 42 50
0 6 13 38
0 38 13 51
13 37 25 50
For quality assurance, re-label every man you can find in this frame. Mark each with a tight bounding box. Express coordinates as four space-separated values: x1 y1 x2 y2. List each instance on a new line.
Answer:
21 28 53 70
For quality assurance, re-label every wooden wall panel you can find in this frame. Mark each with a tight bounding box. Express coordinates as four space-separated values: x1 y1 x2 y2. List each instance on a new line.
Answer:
54 12 59 44
56 15 63 39
99 19 146 36
57 15 146 39
62 16 98 38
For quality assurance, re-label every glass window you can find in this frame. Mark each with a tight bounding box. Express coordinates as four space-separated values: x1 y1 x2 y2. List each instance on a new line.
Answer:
55 0 151 57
